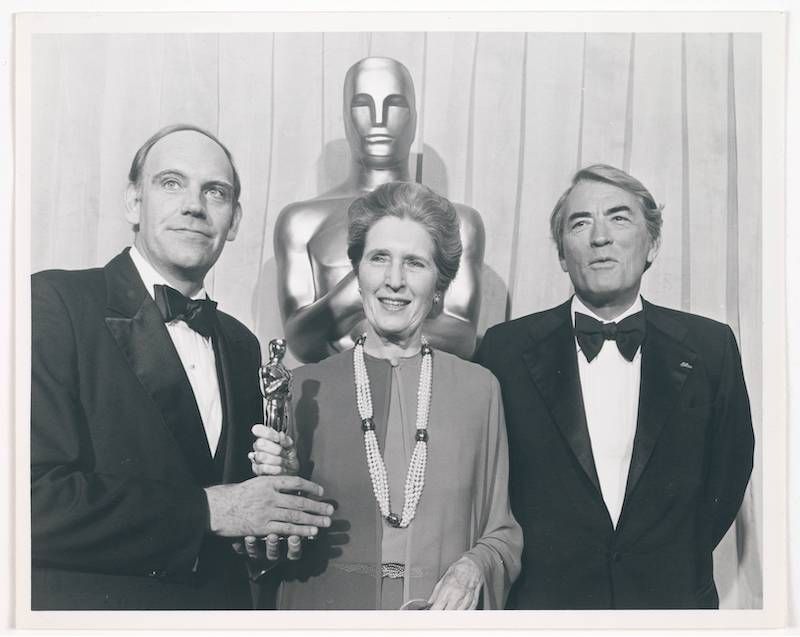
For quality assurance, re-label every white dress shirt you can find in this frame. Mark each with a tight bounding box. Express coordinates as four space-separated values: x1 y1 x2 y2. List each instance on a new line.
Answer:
572 295 643 528
129 246 223 456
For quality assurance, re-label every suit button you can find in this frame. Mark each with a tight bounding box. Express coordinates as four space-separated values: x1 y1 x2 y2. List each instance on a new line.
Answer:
610 552 622 563
147 569 165 578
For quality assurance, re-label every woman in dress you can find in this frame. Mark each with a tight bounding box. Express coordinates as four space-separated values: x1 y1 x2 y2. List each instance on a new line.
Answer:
251 182 521 610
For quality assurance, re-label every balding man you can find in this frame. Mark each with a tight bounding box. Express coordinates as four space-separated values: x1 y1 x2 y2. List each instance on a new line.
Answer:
31 124 332 610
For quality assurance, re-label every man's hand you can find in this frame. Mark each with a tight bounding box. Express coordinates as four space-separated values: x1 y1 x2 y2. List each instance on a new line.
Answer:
232 535 270 560
428 556 483 610
249 424 300 476
205 475 333 538
232 533 304 562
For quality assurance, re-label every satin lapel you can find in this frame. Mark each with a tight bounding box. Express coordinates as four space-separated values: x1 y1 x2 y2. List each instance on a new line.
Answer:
623 303 696 500
214 321 248 484
521 304 602 495
103 251 216 485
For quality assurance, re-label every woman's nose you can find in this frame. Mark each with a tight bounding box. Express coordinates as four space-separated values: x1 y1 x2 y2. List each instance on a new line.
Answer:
384 261 404 289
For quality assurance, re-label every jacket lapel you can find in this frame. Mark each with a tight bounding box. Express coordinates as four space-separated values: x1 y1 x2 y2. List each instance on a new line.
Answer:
522 301 602 495
214 320 251 484
102 250 217 485
623 301 697 500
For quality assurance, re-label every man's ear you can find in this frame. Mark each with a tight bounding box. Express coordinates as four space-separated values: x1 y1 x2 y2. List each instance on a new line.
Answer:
226 203 243 241
124 183 141 225
559 257 569 273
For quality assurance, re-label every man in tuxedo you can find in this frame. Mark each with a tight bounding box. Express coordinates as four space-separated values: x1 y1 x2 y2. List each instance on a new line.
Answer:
31 124 333 610
475 164 754 609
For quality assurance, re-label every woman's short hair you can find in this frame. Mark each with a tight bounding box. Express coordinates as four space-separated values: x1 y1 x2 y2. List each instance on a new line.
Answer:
347 182 462 292
128 123 241 204
550 164 663 260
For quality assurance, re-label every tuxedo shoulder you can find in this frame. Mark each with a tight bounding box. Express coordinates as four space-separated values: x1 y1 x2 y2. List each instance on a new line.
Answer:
32 266 106 303
644 303 738 369
482 303 567 342
645 303 734 340
33 265 105 285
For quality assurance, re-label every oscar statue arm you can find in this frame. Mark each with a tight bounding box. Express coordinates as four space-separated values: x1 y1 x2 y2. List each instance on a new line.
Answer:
423 205 484 360
274 202 364 363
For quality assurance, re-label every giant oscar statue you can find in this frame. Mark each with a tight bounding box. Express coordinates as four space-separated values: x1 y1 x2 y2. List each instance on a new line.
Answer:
274 56 485 362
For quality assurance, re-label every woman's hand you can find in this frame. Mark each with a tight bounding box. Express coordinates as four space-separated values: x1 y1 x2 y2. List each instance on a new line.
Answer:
428 556 483 610
249 424 300 476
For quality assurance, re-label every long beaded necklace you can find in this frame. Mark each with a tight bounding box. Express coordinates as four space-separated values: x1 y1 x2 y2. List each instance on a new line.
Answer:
353 333 432 528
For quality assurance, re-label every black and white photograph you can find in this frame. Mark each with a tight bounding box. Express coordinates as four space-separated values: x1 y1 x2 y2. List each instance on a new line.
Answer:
9 7 789 632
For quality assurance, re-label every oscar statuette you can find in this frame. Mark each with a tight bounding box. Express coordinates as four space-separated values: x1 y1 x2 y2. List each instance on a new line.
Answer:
260 338 292 434
259 339 294 559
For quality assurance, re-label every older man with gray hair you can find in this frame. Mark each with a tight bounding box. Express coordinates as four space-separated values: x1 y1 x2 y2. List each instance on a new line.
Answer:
476 164 754 609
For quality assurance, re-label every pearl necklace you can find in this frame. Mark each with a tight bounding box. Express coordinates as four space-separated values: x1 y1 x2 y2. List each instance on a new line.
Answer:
353 334 432 528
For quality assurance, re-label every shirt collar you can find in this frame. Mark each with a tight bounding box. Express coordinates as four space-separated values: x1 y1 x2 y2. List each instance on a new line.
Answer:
129 245 208 301
571 294 643 326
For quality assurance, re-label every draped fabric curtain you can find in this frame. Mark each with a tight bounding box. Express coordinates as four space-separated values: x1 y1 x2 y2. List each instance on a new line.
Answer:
29 31 762 608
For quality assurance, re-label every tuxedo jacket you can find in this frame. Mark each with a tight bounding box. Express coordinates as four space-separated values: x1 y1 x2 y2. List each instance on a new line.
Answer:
475 298 754 609
31 249 262 610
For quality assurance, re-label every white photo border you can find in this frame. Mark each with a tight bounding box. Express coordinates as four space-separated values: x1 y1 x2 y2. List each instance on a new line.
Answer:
12 9 788 631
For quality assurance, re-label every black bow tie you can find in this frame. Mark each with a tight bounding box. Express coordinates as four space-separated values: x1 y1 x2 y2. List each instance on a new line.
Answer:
153 284 217 338
574 311 645 363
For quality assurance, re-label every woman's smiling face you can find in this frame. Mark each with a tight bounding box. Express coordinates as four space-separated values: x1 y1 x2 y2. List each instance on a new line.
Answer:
357 215 439 348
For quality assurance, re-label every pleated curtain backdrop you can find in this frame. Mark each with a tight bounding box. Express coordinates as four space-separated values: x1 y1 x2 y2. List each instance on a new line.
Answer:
29 31 762 609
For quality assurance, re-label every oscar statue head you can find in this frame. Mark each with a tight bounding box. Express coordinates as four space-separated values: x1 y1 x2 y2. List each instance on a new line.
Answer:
343 57 417 170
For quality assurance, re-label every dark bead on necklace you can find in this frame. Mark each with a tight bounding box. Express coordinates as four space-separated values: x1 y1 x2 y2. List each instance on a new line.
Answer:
421 343 433 357
361 417 375 432
415 429 428 442
386 513 401 527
